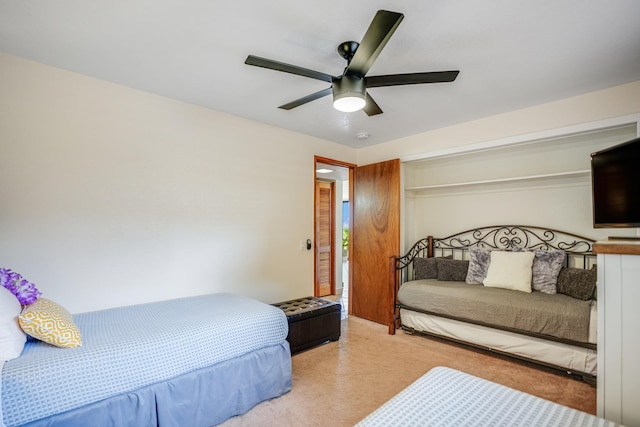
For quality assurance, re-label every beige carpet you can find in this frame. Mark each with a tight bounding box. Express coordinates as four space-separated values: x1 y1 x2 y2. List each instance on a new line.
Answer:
221 316 595 426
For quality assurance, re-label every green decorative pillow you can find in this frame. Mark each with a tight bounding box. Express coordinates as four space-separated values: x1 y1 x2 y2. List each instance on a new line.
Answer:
19 298 82 348
556 267 597 301
436 258 469 282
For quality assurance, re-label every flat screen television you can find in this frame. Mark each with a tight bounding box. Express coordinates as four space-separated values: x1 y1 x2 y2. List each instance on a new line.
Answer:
591 136 640 228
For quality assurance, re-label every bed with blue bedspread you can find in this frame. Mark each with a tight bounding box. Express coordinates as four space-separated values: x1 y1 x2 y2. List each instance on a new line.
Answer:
1 293 291 427
356 367 615 427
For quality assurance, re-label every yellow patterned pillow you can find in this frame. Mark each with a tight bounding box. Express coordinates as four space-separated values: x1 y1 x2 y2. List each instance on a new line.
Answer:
19 299 82 348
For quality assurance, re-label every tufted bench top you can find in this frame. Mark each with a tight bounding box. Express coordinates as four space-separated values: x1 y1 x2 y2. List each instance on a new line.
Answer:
272 296 341 322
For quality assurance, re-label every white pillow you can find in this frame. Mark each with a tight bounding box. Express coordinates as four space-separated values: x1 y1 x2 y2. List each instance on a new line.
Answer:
0 286 27 361
483 251 536 293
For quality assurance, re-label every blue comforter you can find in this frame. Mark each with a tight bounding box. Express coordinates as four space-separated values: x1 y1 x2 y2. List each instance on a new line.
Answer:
1 293 289 427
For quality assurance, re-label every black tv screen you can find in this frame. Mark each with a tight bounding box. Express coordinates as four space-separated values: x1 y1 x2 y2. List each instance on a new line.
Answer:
591 136 640 228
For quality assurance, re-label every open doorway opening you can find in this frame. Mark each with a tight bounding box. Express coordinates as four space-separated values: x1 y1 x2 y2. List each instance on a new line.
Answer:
314 157 355 316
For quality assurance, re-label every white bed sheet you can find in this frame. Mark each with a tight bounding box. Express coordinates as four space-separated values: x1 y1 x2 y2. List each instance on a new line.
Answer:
401 309 597 376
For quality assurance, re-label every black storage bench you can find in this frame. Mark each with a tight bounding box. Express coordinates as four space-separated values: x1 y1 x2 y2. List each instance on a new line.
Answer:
272 297 341 354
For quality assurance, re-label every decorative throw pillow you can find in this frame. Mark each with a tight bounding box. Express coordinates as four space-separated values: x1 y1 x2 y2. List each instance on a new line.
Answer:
414 255 452 280
436 258 469 282
556 267 597 301
414 257 438 280
19 299 82 348
465 247 491 284
483 251 535 293
513 248 565 294
531 250 565 294
1 286 27 361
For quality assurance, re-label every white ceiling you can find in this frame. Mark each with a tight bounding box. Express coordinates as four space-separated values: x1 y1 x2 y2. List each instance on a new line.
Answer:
1 1 639 148
317 163 349 182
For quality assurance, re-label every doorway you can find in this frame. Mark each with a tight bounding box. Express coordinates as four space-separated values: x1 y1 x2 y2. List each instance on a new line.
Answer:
315 179 334 297
314 156 355 315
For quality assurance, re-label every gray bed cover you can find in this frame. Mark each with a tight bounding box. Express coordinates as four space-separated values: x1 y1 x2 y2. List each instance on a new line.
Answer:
398 279 592 343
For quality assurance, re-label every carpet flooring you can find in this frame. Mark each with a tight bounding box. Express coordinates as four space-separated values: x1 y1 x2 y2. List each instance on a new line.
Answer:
220 316 596 426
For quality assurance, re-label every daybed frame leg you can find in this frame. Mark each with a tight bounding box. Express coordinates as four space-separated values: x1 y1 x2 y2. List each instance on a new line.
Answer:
389 255 400 335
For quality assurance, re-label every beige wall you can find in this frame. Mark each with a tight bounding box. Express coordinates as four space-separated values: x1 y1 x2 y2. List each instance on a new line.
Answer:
2 50 639 312
0 53 356 313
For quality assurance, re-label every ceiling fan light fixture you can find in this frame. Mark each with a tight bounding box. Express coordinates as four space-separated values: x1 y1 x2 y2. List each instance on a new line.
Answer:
332 75 366 112
333 95 366 113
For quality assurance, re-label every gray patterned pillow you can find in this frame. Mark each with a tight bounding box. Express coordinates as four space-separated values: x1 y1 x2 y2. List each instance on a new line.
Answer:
466 247 491 284
531 250 565 294
436 258 469 282
414 255 453 280
414 257 438 280
557 267 596 300
513 248 565 294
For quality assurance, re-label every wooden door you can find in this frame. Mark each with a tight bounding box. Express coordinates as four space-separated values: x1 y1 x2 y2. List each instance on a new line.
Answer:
351 159 400 325
315 180 334 296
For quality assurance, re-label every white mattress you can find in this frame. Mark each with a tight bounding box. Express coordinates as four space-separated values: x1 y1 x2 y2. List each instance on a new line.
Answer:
401 308 597 376
356 367 615 426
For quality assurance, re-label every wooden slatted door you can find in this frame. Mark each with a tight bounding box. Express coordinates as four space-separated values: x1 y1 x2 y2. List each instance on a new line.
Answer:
351 159 400 325
315 180 334 297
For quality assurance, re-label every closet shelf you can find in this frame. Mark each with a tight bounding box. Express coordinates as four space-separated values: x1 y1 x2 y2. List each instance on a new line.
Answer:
405 170 590 192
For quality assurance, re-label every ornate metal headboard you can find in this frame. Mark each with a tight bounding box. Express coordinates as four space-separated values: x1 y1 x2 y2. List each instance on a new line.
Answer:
393 225 596 281
433 225 593 258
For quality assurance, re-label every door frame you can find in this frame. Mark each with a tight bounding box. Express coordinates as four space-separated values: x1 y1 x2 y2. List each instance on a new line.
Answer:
314 156 356 313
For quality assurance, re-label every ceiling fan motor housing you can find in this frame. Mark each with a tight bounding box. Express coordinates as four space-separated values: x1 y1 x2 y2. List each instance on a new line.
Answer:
332 75 366 112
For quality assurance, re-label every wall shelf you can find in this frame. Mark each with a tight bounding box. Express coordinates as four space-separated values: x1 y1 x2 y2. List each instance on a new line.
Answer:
405 170 590 192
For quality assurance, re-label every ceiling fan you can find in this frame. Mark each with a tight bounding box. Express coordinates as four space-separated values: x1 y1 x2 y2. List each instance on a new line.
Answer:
245 10 459 116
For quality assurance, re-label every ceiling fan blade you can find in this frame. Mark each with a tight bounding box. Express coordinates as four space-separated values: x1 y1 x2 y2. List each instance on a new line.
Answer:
346 10 404 77
363 92 383 116
366 71 460 88
278 87 333 110
245 55 334 83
